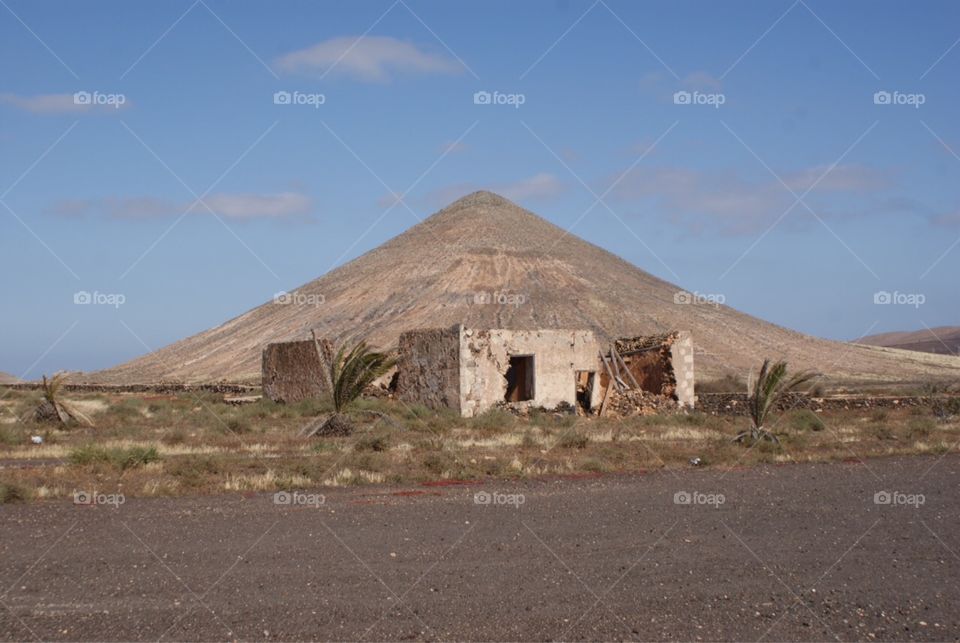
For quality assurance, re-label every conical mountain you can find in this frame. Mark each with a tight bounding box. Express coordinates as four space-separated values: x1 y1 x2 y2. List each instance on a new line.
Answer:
94 191 960 384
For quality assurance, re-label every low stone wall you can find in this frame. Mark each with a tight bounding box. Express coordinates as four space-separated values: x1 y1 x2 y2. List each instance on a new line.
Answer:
2 382 256 394
697 392 957 415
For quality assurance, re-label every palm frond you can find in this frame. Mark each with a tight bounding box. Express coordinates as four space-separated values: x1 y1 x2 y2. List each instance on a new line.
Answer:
329 341 395 413
738 359 819 444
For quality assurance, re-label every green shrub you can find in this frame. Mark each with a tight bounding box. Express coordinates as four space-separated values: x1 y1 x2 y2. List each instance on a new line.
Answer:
311 441 337 454
906 418 935 438
223 418 252 434
68 445 160 470
787 409 825 432
0 425 24 446
421 452 454 474
354 432 390 452
556 429 589 449
0 482 29 504
470 409 515 433
871 424 896 440
161 429 187 445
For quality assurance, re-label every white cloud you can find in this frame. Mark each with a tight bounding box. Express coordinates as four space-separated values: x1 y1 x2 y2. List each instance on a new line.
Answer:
379 173 566 210
496 173 566 201
0 92 130 114
199 192 312 219
48 192 312 221
607 164 894 235
275 35 462 82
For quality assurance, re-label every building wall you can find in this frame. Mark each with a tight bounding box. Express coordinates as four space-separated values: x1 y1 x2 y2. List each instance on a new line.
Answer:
395 327 462 412
261 340 330 404
670 331 696 408
458 328 602 417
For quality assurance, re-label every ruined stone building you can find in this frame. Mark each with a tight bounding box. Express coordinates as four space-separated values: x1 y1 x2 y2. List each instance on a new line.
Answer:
395 326 695 417
396 327 603 417
263 326 695 417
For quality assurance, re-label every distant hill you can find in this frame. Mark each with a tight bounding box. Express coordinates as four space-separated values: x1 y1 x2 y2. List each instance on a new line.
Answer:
0 372 20 385
90 191 960 384
858 327 960 357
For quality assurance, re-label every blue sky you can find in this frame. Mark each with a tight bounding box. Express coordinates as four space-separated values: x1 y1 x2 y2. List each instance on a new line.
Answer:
1 0 959 377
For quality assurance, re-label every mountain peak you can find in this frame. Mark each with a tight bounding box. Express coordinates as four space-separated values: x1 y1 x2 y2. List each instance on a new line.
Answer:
449 190 514 209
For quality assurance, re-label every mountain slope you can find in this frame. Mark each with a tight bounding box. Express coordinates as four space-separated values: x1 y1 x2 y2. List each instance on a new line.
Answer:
859 327 960 356
92 191 960 384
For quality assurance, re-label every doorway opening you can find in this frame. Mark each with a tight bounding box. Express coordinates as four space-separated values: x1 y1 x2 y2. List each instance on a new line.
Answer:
504 355 535 402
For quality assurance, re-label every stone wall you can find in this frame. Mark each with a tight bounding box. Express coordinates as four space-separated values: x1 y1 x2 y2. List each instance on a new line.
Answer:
459 328 602 418
396 326 462 412
696 392 957 415
670 331 696 409
261 339 331 404
613 331 695 409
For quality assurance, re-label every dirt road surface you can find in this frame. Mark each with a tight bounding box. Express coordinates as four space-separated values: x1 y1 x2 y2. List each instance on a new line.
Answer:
2 455 959 641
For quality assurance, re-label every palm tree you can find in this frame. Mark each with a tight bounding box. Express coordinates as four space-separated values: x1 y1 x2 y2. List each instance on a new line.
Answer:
733 359 817 445
34 373 92 426
307 341 395 437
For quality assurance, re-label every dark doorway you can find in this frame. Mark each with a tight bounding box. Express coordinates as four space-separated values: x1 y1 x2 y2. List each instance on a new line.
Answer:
575 371 595 414
504 355 535 402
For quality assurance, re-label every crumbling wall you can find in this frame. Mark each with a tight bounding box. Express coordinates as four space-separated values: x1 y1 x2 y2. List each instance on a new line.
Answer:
261 339 332 404
395 326 462 412
459 328 601 418
609 331 695 411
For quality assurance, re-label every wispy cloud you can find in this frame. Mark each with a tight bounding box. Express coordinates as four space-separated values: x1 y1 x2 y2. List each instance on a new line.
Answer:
275 35 462 82
378 173 566 209
0 92 130 114
607 164 895 235
48 192 313 221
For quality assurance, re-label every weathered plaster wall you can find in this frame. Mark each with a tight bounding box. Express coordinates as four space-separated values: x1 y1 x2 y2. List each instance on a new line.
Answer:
396 327 462 412
670 331 696 408
458 328 601 417
261 339 330 404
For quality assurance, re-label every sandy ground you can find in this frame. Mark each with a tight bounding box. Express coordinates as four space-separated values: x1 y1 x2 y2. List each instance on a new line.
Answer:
1 455 959 642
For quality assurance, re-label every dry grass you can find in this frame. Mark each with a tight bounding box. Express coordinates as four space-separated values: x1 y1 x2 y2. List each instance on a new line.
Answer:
1 388 957 501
